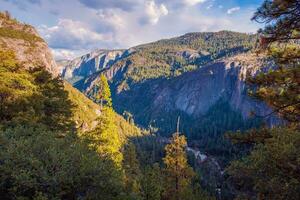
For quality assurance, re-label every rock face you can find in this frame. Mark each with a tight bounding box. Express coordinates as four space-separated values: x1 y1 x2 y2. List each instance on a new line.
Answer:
61 49 133 82
110 53 278 130
0 12 59 76
59 31 277 136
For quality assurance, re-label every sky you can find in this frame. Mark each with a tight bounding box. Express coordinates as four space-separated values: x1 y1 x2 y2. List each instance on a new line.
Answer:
1 0 264 60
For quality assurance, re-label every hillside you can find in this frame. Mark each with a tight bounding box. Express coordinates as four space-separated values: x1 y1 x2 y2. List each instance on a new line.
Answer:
0 11 141 138
65 81 141 139
60 31 273 142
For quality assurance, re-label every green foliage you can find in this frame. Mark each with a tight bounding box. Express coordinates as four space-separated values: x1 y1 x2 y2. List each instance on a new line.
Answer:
0 49 129 199
96 74 112 107
0 126 125 200
141 164 163 200
123 143 143 200
248 0 300 125
0 50 74 132
81 106 123 166
162 132 196 200
64 82 100 129
227 1 300 199
227 128 300 200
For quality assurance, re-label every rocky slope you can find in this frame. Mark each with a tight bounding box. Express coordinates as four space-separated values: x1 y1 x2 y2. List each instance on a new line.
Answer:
60 32 277 138
61 49 133 83
0 11 59 76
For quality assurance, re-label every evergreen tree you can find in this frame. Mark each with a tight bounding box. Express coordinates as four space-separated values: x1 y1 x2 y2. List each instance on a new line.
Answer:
141 163 163 200
83 74 123 166
248 0 300 125
123 143 143 200
83 106 123 166
163 132 195 200
227 1 300 199
96 74 112 108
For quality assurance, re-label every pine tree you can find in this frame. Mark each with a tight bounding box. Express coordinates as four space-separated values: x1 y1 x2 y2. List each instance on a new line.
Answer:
96 74 112 108
141 163 163 200
123 143 142 200
248 0 300 126
83 75 122 166
163 132 195 200
227 1 300 199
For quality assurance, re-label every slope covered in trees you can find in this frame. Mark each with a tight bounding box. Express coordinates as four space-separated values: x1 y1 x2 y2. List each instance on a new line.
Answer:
0 13 214 199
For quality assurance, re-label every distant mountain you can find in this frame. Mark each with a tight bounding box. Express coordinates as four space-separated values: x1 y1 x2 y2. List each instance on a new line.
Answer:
59 31 277 140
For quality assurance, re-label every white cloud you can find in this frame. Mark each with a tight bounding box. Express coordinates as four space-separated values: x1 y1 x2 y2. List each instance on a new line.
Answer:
144 1 168 25
183 0 206 6
227 7 240 14
5 0 259 60
38 19 112 50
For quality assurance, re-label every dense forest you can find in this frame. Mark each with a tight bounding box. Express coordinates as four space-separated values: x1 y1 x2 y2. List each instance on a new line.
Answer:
0 0 300 199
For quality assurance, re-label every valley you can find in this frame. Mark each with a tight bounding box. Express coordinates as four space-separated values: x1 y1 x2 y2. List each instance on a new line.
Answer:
0 0 299 199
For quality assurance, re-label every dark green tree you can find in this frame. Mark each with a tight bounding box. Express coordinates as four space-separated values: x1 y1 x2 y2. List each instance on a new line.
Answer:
123 143 143 200
141 163 163 200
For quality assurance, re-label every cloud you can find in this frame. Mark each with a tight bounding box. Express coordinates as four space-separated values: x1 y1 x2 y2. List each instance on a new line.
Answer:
227 7 240 14
142 1 168 25
38 19 112 50
183 0 207 6
78 0 137 11
158 0 207 8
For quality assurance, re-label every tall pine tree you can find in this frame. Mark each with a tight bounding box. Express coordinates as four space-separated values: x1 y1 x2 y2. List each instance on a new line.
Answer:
163 132 195 200
83 74 122 166
96 74 112 108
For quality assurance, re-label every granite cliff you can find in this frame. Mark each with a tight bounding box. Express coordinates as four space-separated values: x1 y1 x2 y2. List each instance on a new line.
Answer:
0 11 59 76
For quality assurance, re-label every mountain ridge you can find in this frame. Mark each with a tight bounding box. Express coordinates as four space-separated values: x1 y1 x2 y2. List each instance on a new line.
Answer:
58 31 277 140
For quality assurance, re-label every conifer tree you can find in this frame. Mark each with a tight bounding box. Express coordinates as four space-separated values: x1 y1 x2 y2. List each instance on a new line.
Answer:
227 1 300 199
84 74 122 166
141 163 163 200
123 143 143 200
248 0 300 125
163 132 195 200
96 74 112 108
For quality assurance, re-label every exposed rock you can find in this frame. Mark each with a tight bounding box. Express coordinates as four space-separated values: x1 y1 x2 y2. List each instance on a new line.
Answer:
0 12 59 76
61 49 132 81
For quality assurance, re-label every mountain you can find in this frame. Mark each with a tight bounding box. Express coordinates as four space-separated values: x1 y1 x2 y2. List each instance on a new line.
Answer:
60 31 277 141
0 12 59 75
0 11 141 137
62 49 132 83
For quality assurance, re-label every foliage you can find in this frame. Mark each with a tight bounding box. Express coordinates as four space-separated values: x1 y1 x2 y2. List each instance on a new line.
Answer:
64 82 100 129
162 132 195 200
227 1 300 199
227 128 300 200
96 74 112 107
248 0 300 125
81 106 123 166
123 143 143 200
0 50 74 132
0 49 128 199
141 164 163 200
0 126 124 200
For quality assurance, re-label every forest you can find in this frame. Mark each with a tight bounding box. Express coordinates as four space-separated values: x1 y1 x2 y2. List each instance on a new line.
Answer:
0 0 299 200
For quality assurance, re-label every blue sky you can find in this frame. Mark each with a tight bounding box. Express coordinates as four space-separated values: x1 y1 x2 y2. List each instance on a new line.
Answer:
1 0 264 59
